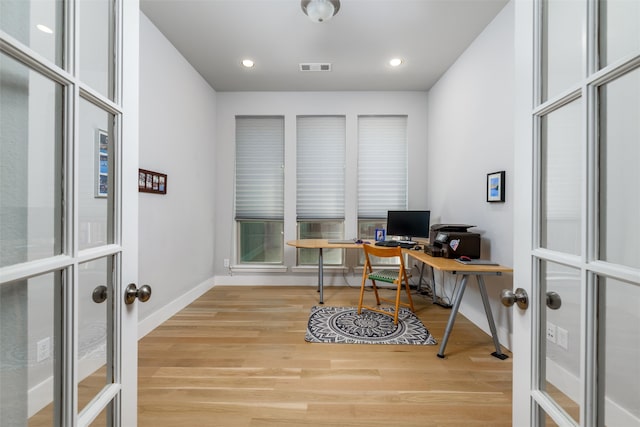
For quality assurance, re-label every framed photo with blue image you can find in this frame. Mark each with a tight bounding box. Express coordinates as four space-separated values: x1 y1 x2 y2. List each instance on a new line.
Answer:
139 168 167 194
486 171 505 203
95 129 109 198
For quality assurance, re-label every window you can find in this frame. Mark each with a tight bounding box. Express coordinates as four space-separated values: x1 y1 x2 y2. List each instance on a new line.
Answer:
235 117 284 263
358 115 408 233
296 116 346 265
358 116 408 264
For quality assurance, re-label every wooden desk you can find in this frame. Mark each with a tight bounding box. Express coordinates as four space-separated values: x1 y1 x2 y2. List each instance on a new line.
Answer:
403 249 512 359
286 239 364 304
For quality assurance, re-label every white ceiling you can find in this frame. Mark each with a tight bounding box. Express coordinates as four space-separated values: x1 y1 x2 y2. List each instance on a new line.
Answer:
140 0 509 92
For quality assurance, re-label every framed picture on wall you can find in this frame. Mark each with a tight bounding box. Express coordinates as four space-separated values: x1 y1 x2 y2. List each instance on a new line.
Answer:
95 129 108 198
487 171 505 203
139 168 167 194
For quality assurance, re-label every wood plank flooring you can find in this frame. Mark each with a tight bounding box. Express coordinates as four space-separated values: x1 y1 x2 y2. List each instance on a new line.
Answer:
138 285 513 426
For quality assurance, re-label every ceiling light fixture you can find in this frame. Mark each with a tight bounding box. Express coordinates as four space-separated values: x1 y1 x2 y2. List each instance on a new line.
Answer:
241 59 255 68
36 24 53 34
389 58 403 67
301 0 340 23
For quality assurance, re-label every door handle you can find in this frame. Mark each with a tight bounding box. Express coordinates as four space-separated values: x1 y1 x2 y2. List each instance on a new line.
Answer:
124 283 152 305
500 287 529 310
92 285 108 304
546 291 562 310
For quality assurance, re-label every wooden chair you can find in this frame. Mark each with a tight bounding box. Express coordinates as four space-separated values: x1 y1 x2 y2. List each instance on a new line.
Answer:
358 244 415 325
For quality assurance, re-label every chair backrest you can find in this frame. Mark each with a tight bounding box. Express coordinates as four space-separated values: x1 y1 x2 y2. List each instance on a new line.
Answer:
362 244 406 273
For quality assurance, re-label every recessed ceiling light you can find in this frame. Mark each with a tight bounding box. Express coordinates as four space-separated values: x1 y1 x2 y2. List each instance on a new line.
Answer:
36 24 53 34
242 59 255 68
389 58 403 67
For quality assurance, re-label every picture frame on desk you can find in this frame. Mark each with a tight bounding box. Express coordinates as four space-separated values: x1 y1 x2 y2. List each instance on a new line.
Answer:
487 171 505 203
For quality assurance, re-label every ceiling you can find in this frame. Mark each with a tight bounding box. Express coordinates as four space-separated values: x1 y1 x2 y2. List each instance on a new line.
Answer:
140 0 509 92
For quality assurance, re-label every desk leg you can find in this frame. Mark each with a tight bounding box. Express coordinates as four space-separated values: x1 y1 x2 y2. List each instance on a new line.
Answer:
437 275 469 358
418 263 425 292
417 262 437 305
477 275 508 359
317 248 324 304
430 265 438 305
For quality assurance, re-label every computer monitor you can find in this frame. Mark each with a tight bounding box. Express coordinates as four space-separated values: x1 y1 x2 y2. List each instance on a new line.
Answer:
386 210 431 240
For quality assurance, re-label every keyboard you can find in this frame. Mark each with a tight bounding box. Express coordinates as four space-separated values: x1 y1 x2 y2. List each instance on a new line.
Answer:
374 240 417 248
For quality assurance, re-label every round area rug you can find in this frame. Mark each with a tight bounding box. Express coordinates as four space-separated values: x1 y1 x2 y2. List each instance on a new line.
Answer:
305 306 437 345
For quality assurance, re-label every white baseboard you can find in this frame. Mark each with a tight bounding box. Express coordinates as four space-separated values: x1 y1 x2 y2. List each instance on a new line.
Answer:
138 276 216 339
28 376 53 417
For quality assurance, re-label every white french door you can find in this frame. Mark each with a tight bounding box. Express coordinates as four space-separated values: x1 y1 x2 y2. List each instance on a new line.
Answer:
0 0 139 425
513 0 640 426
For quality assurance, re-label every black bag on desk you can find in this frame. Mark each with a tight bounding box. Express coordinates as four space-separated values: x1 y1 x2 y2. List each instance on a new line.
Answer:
426 224 481 259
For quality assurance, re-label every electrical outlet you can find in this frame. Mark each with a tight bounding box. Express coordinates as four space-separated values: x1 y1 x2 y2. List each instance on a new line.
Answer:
37 337 51 362
223 258 230 268
557 327 568 349
546 322 556 343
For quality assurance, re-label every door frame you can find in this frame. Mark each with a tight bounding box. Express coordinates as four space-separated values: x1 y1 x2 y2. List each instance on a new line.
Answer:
119 0 140 424
513 0 535 425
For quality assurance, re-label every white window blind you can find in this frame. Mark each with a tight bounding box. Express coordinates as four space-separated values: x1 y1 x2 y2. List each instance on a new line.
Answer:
235 116 284 220
296 116 346 220
358 116 408 218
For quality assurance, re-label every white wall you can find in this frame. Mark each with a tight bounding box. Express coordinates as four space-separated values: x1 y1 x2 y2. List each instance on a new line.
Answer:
214 92 429 284
138 13 218 329
425 2 515 346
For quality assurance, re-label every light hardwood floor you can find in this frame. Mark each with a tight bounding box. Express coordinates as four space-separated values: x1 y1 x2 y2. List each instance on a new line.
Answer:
137 285 513 426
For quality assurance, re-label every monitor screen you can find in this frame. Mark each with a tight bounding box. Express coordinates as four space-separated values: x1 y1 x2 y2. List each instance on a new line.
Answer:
386 210 430 239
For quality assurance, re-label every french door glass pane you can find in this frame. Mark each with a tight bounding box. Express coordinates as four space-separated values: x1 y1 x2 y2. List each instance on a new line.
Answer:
78 98 114 250
0 0 63 67
598 67 640 269
540 99 582 254
599 277 640 425
0 272 59 426
599 0 640 68
541 0 585 101
79 0 114 100
0 52 63 268
78 257 113 413
541 261 581 424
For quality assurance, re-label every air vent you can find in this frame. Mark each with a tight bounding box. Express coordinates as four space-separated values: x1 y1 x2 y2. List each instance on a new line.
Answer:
299 63 332 72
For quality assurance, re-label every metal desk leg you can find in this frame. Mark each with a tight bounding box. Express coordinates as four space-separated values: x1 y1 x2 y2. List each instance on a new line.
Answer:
437 275 469 358
476 275 508 359
417 262 437 305
317 248 324 304
430 265 437 304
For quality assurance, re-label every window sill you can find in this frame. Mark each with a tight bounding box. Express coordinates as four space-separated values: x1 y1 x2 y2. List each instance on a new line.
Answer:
231 265 288 274
291 265 349 274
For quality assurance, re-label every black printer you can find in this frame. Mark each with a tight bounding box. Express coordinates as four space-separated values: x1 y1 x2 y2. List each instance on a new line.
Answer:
425 224 481 259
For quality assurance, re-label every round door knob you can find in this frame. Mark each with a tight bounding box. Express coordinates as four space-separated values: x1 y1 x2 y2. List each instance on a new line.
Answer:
500 287 529 310
546 291 562 310
92 285 108 304
125 283 152 305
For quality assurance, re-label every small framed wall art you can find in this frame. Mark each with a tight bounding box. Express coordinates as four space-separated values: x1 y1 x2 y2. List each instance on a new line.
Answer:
487 171 505 203
95 129 108 198
139 168 167 194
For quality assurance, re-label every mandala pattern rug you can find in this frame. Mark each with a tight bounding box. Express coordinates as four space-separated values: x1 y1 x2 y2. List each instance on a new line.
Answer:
305 306 437 345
